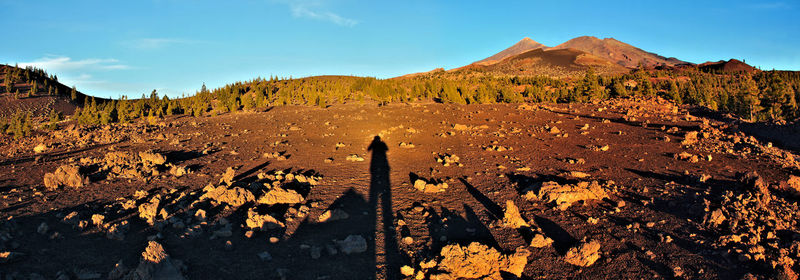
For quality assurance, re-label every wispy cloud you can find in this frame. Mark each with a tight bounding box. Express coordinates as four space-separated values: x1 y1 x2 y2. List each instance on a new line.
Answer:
274 0 358 27
17 56 130 72
11 56 132 95
290 5 358 27
69 74 106 85
126 38 201 50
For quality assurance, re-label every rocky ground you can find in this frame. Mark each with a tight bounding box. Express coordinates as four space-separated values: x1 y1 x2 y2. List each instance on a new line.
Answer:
1 98 800 279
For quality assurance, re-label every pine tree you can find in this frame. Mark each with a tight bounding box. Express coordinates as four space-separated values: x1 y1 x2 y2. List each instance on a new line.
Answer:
6 78 14 94
241 94 256 111
666 80 681 104
46 109 62 130
741 75 761 121
166 101 176 116
7 110 32 139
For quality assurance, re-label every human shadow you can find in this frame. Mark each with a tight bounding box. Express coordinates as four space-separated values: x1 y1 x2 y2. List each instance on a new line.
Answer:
367 136 400 280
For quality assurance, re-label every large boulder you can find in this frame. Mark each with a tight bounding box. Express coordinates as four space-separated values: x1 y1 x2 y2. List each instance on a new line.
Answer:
535 181 609 210
244 208 284 230
564 240 601 267
502 200 530 229
256 187 305 205
138 196 161 226
200 185 255 207
435 242 530 279
139 151 167 167
43 164 88 190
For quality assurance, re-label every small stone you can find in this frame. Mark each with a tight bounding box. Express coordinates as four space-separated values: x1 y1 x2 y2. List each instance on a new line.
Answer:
673 266 684 277
62 211 80 225
37 222 48 234
194 209 207 221
107 260 129 280
0 251 24 264
564 240 601 267
529 234 554 248
318 209 349 223
325 244 338 255
310 246 322 259
33 144 48 153
74 269 102 280
336 235 367 254
220 167 236 186
400 265 415 276
258 251 273 261
91 214 105 226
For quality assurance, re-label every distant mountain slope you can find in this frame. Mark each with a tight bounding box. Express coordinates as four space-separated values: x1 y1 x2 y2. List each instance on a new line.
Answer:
699 59 758 73
457 47 629 77
0 64 93 118
551 36 685 68
471 36 687 72
475 37 546 65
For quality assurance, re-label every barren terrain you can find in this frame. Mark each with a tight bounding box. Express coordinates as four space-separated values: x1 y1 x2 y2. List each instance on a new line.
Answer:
1 99 799 279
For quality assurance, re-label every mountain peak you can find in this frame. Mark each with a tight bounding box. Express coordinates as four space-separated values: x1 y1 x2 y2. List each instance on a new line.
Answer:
473 35 686 69
475 37 546 65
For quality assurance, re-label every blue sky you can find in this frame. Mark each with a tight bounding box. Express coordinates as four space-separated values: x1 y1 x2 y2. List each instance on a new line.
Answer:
1 0 798 98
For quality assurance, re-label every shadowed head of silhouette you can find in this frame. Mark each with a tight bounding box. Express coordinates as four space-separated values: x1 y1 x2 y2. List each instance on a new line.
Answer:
368 135 388 153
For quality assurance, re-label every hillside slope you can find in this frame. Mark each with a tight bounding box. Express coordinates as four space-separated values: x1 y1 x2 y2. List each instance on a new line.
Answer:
458 47 629 77
698 59 758 73
551 36 685 68
0 64 93 118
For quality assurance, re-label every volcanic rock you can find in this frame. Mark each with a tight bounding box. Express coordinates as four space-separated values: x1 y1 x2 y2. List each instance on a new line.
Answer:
564 240 601 267
537 181 610 209
121 241 186 280
435 242 530 279
502 200 530 229
245 208 285 230
336 235 367 255
256 187 305 205
43 164 88 190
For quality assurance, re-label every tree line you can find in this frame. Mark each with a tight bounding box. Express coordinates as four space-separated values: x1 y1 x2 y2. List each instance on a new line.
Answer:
2 66 799 139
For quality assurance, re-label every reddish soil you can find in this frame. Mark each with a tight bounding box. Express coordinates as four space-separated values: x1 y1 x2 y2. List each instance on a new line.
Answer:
1 99 798 279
